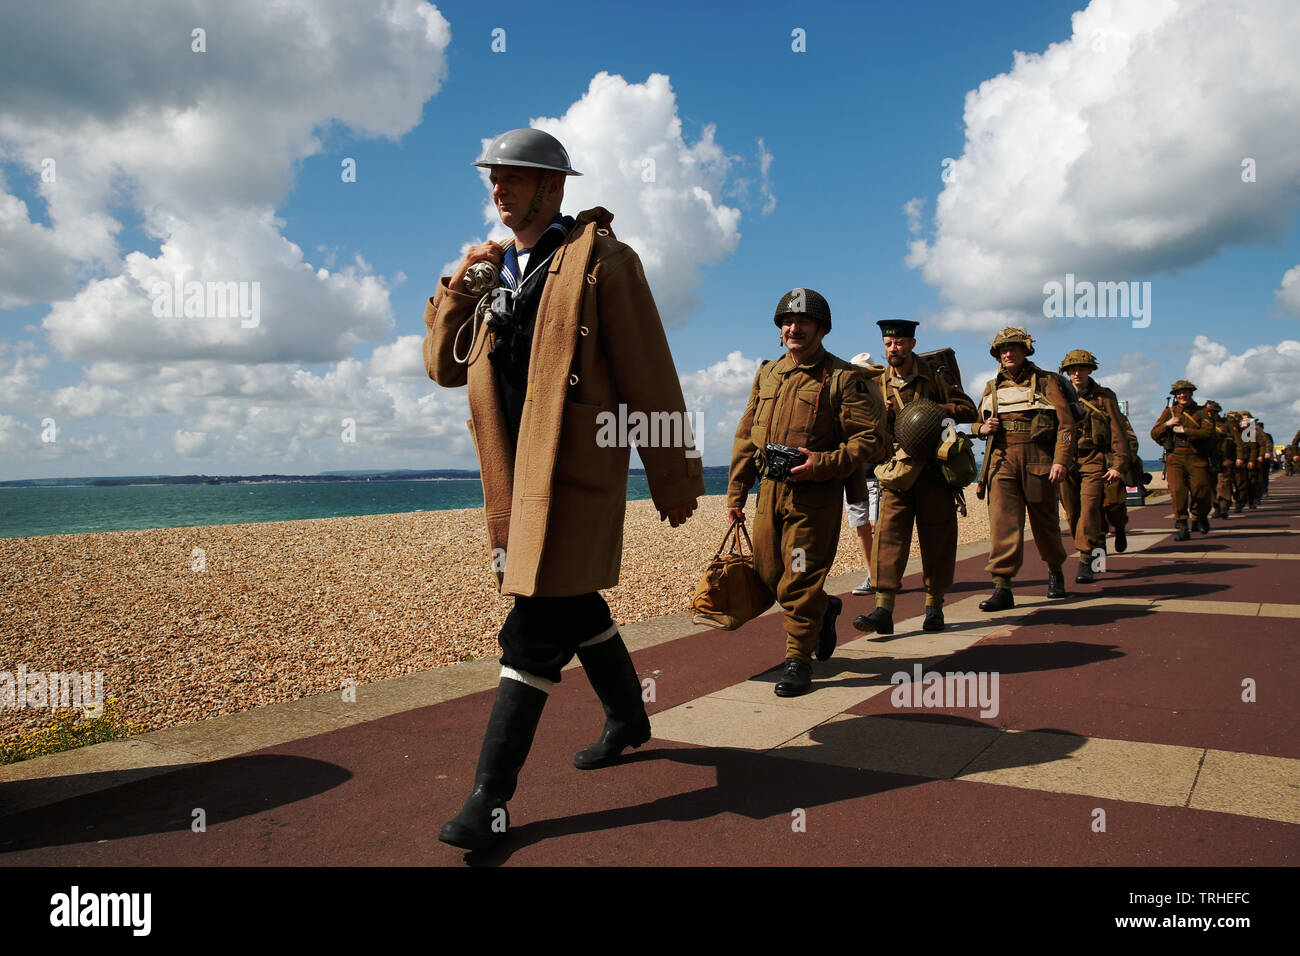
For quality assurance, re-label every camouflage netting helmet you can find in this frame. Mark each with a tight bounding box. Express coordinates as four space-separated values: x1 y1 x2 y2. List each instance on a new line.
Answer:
1059 349 1098 372
894 396 947 458
1204 400 1221 413
989 327 1035 358
1169 380 1197 394
773 288 831 331
473 128 582 175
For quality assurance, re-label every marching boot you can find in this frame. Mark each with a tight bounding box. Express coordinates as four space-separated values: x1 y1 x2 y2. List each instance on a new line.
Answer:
573 633 652 770
979 588 1015 612
852 606 894 635
774 658 813 697
440 676 548 851
1075 557 1094 584
1174 520 1190 541
815 595 842 662
922 605 946 632
1047 567 1067 598
1114 525 1128 553
1234 502 1243 514
1198 515 1211 534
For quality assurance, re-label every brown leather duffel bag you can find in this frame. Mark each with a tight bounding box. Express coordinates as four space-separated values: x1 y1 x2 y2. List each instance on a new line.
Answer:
690 519 772 630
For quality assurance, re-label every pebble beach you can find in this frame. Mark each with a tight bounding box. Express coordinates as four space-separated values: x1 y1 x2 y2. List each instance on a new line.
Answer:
1 482 1163 745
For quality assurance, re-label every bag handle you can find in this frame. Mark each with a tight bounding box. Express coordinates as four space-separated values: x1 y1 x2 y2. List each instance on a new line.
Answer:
712 517 754 561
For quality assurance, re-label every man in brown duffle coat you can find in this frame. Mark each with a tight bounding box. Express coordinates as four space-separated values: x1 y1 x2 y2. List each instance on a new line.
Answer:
974 327 1076 611
1058 350 1130 584
852 319 976 636
1151 380 1214 539
423 128 704 852
728 288 888 697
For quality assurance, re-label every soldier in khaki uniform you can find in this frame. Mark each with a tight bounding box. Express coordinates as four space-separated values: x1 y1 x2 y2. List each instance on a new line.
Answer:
1207 402 1239 520
1058 350 1129 584
1098 407 1141 552
1232 410 1261 511
1260 427 1274 497
1285 443 1297 477
1151 381 1214 538
975 328 1076 611
852 319 976 635
729 289 889 697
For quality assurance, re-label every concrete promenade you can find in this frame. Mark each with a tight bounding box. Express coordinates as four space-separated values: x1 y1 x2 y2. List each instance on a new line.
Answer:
2 480 1297 871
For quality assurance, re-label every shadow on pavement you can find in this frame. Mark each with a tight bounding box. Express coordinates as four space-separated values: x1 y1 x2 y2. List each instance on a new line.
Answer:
0 754 351 854
459 714 1084 866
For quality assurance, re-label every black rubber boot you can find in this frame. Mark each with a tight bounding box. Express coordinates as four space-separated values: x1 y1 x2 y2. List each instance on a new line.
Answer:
573 634 652 770
440 677 548 851
1174 520 1190 541
979 588 1014 612
1075 557 1094 584
852 606 894 635
1114 525 1127 552
815 595 842 662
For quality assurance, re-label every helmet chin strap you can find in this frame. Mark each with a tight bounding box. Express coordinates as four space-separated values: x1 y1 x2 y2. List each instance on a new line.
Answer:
513 174 550 234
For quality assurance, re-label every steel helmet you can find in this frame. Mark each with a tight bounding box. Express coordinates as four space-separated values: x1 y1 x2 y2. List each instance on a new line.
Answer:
989 327 1035 358
1059 349 1098 372
773 288 831 332
894 396 948 459
1169 380 1197 395
473 128 582 176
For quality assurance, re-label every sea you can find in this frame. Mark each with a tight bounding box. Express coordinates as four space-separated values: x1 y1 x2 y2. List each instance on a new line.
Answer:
0 475 734 539
0 461 1169 540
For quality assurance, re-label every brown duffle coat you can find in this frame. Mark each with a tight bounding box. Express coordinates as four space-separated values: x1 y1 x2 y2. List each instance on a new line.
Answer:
423 207 705 597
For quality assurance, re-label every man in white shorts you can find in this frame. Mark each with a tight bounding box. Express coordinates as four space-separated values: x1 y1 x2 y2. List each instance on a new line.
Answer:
845 352 883 594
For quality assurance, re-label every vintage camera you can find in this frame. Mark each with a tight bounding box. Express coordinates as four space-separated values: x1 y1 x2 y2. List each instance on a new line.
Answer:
760 442 808 482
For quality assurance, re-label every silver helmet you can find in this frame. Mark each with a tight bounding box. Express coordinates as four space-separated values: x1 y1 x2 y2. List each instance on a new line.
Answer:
473 128 582 176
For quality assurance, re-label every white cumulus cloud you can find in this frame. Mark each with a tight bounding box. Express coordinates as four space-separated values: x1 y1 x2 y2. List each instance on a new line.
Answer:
906 0 1300 330
471 72 747 327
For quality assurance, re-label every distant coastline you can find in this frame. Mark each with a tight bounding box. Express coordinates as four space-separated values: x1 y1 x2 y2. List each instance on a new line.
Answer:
0 466 732 489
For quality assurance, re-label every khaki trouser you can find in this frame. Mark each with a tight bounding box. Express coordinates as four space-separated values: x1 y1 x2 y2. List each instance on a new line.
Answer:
1232 465 1256 507
1165 447 1211 521
1216 465 1234 508
1060 448 1113 558
751 477 841 664
984 436 1067 582
873 465 959 598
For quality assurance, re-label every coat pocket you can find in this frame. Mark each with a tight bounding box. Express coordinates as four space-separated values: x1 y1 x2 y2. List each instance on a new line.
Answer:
554 399 626 495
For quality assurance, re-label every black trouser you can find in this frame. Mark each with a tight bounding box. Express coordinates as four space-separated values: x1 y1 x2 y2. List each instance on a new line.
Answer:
498 593 615 684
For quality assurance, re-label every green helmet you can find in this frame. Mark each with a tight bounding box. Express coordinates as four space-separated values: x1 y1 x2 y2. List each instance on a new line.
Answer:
989 327 1035 358
773 288 831 331
473 128 582 175
894 397 947 458
1059 348 1098 372
1169 380 1197 395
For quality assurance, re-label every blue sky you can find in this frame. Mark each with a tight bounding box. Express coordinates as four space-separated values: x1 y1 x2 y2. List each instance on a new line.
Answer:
2 0 1298 480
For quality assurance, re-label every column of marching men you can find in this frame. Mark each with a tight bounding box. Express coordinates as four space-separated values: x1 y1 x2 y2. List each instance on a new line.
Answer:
725 308 1295 698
